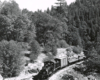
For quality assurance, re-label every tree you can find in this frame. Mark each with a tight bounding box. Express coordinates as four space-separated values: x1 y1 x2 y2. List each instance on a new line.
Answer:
0 14 12 41
82 47 100 74
0 1 36 43
30 39 40 61
0 40 23 78
51 45 57 56
88 47 100 67
1 0 21 17
72 46 82 54
55 0 67 15
22 9 33 20
13 15 36 42
32 12 67 45
58 40 69 48
44 42 57 56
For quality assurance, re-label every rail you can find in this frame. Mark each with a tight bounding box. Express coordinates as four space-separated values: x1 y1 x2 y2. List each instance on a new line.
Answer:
48 58 87 80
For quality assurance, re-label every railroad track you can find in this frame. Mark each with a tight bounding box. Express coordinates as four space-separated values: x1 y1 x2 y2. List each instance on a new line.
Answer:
33 58 87 80
48 58 87 80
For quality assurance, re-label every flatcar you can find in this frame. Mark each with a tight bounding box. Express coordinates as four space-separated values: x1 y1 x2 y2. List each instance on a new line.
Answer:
68 54 78 63
78 52 86 59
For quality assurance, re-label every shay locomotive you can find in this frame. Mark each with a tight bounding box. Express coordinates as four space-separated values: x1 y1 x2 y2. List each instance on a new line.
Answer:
33 51 86 80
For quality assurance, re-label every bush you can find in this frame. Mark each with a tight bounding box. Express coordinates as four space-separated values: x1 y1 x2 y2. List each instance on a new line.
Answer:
18 42 30 50
30 39 40 61
72 46 82 54
0 40 23 78
62 74 74 80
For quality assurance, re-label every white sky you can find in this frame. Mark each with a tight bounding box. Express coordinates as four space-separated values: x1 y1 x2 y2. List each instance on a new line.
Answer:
1 0 76 12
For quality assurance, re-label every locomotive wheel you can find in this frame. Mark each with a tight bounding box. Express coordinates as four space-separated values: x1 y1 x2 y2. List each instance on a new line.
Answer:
42 70 48 79
48 70 53 76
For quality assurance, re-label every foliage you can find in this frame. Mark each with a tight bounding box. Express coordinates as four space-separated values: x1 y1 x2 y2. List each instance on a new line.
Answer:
50 0 68 21
0 40 23 78
13 15 36 42
67 0 100 70
32 12 67 45
51 45 57 56
74 60 100 76
88 47 100 67
62 74 74 80
0 8 36 43
0 14 12 41
74 47 100 76
44 39 57 56
55 0 68 15
17 42 30 50
1 0 21 17
0 0 69 77
30 39 40 61
68 0 100 47
31 11 68 56
72 46 82 54
2 0 100 76
57 40 69 48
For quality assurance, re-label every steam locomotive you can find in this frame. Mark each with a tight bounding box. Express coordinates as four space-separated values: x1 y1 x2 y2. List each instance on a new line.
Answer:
33 51 86 80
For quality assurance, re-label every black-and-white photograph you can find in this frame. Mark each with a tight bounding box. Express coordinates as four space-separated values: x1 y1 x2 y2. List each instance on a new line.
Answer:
0 0 99 80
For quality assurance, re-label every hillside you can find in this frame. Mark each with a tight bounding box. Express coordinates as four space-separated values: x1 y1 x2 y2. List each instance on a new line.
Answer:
0 0 100 79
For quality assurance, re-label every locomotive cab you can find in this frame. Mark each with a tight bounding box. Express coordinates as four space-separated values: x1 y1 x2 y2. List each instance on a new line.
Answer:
43 60 55 77
54 58 61 70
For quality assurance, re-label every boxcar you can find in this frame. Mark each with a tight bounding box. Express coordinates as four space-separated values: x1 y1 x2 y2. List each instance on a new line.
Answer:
55 56 68 69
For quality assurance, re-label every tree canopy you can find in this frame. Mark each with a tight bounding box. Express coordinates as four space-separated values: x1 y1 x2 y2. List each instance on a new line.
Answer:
0 40 23 78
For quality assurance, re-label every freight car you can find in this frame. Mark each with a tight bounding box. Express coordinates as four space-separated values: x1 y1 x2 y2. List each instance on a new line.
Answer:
68 54 78 63
55 56 68 69
78 52 86 59
33 52 86 80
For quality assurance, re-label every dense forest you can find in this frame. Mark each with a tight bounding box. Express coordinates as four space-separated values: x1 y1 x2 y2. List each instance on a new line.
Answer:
0 0 100 78
68 0 100 75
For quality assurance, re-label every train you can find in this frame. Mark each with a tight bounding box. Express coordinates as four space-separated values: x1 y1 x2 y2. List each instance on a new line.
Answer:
33 50 86 80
